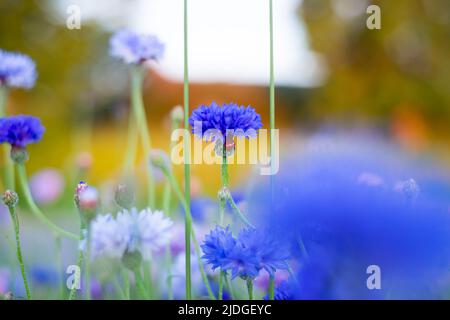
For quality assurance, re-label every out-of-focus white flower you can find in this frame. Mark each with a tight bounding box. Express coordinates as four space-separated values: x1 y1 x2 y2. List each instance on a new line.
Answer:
90 214 129 260
117 207 173 260
88 208 173 262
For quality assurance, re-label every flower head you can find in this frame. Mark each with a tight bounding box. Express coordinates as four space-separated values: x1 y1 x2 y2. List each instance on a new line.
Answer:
89 207 173 261
0 115 45 148
0 49 37 89
201 226 236 271
237 228 290 277
201 225 288 280
189 102 262 142
109 29 164 65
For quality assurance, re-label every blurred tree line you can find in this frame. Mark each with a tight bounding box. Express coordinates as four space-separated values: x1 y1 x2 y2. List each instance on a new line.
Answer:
299 0 450 150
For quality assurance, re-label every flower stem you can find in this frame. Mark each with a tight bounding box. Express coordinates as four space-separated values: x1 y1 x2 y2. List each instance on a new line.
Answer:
16 163 79 240
184 0 192 300
133 268 149 299
218 270 225 300
269 276 275 300
123 269 130 300
68 247 83 300
246 279 254 300
54 235 65 298
130 65 155 208
6 204 31 299
85 232 91 300
123 111 138 175
226 193 255 228
0 86 15 190
161 166 216 300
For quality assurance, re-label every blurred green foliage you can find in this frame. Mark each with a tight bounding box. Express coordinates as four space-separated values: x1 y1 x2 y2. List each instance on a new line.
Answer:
300 0 450 133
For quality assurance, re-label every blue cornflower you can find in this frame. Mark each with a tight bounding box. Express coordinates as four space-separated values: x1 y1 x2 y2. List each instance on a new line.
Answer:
109 29 164 64
249 133 450 299
201 226 236 271
201 226 289 280
237 228 290 277
0 115 45 148
189 102 263 142
0 49 37 89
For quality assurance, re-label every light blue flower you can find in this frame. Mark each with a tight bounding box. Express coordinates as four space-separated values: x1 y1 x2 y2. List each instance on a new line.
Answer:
109 29 164 64
0 49 37 89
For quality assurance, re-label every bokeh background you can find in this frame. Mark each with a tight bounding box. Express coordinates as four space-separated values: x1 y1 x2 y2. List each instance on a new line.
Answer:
1 0 450 300
0 0 449 200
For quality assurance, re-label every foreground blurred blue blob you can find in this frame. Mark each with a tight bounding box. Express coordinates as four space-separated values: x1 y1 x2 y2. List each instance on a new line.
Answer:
249 133 450 299
30 266 59 287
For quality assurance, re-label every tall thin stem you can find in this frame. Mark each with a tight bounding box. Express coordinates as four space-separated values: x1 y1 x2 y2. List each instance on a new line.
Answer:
184 0 192 300
269 276 275 300
0 86 15 190
16 163 79 240
161 166 215 300
130 65 155 207
7 205 31 299
85 232 91 300
269 0 276 217
246 279 254 300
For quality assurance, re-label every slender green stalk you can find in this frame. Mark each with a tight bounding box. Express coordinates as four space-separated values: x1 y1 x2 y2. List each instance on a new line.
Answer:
85 232 91 300
246 279 254 300
0 87 14 190
123 270 130 300
226 193 255 228
112 276 127 300
16 164 79 240
224 273 235 300
7 205 31 299
143 260 154 299
55 235 65 299
269 0 276 220
68 248 83 300
161 166 215 299
130 65 155 207
183 0 192 300
218 271 225 300
133 268 149 299
123 112 139 175
269 276 275 300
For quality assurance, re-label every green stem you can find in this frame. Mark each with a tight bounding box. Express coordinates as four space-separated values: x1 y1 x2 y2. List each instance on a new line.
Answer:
130 65 155 207
16 164 79 240
246 279 254 300
68 248 83 300
85 232 91 300
184 0 192 300
123 269 130 300
7 205 31 299
112 276 127 300
224 273 236 300
269 276 275 300
55 235 65 299
162 167 216 300
133 268 149 299
143 260 154 299
218 271 224 300
123 112 138 175
226 193 255 228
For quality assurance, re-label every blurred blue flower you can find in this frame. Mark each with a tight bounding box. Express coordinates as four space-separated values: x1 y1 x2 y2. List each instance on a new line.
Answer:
263 281 295 300
0 115 45 148
30 266 58 286
0 49 37 89
237 228 290 277
189 102 262 141
109 29 164 64
201 225 289 280
189 197 215 222
249 134 450 299
201 226 236 271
